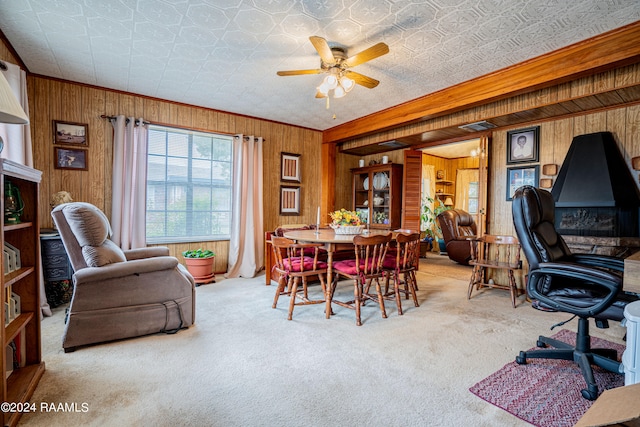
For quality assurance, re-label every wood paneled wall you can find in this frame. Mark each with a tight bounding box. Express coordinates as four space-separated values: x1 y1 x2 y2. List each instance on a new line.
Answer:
0 41 19 65
24 76 322 272
488 105 640 237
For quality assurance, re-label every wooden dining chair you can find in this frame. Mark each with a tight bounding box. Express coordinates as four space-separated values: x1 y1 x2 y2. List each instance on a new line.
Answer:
329 233 392 326
383 231 420 315
271 236 328 320
468 234 523 308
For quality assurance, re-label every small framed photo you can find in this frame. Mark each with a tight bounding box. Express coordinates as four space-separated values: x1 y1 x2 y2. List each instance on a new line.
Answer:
507 126 539 164
281 152 301 182
280 186 300 215
506 165 539 201
53 121 88 146
55 147 88 171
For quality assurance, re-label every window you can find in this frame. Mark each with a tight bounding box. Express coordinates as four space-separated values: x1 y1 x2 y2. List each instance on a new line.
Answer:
468 181 479 214
146 125 233 243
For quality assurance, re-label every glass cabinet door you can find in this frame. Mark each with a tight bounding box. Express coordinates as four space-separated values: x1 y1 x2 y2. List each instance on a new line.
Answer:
354 171 370 224
370 171 390 225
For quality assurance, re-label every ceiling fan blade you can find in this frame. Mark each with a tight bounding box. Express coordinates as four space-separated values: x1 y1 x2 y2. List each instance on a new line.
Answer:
309 36 336 65
344 42 389 67
344 70 379 89
315 91 327 98
277 69 323 76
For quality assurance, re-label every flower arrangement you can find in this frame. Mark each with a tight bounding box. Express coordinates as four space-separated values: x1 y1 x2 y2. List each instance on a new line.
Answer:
329 209 364 234
329 208 362 226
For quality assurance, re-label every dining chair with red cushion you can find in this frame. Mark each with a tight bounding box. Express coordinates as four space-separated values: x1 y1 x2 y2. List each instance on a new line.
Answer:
330 233 392 326
383 230 420 315
271 236 328 320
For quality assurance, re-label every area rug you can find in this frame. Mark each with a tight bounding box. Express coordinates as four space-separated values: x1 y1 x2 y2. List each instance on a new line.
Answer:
469 329 626 427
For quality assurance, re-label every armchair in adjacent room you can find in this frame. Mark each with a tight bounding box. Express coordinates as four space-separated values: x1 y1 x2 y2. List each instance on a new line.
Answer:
436 209 477 265
511 186 638 400
51 202 195 352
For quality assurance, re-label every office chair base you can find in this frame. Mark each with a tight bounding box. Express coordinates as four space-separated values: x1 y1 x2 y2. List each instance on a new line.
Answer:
515 318 622 400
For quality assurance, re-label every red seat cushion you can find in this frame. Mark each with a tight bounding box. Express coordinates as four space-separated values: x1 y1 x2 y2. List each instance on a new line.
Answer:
283 256 327 272
333 259 381 275
382 254 398 270
303 247 327 258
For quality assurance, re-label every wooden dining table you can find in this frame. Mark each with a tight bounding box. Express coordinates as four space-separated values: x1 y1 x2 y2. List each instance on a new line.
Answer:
282 228 393 319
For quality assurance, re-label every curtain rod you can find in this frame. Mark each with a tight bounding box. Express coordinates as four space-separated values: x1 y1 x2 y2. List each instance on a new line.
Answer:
100 115 265 141
100 114 150 126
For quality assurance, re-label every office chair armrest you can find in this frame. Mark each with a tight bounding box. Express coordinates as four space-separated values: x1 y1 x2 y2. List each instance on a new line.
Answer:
567 253 624 272
529 262 622 317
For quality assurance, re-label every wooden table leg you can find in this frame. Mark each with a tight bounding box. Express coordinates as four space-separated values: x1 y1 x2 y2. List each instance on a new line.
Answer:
325 245 334 319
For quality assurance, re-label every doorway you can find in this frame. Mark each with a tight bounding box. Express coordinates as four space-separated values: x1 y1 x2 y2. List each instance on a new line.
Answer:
413 137 488 236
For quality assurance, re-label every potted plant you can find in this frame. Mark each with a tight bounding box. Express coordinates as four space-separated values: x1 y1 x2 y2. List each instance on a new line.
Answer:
182 248 216 284
420 196 452 255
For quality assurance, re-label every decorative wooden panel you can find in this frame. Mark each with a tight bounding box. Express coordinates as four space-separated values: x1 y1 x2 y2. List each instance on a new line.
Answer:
401 150 423 231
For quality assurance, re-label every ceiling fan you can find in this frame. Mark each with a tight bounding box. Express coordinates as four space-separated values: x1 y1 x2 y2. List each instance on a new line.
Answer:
277 36 389 99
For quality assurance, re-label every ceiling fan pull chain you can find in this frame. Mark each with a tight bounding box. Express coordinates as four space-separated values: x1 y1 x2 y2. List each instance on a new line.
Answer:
326 97 330 109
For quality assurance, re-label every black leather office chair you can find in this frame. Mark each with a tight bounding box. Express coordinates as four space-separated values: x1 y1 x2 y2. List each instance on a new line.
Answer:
511 185 638 400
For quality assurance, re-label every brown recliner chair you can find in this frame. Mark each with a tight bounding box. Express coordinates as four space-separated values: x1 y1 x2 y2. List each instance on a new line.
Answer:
51 202 195 352
436 209 477 265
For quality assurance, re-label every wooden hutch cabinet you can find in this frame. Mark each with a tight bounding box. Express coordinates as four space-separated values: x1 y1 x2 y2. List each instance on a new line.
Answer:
352 163 403 230
1 159 44 427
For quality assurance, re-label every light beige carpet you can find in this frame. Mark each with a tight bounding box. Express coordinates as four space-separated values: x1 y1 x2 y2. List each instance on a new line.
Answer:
20 263 627 426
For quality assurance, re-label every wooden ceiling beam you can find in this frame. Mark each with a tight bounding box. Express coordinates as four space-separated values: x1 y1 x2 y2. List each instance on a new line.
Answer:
323 21 640 144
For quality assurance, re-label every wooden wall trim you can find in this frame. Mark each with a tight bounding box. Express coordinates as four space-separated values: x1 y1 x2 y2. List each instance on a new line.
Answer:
323 21 640 144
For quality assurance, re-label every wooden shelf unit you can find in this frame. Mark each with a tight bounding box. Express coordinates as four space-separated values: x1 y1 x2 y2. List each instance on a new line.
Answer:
352 163 403 230
435 179 454 204
1 159 44 427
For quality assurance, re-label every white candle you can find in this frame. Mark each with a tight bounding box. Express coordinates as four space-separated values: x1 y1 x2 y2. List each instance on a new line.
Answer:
317 206 320 226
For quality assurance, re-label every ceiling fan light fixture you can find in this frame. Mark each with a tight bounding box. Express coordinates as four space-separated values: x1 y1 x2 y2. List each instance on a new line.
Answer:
325 74 338 90
333 85 346 98
317 82 330 96
340 76 354 92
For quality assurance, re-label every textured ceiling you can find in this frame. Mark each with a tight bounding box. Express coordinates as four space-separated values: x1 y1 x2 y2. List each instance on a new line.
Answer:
0 1 639 131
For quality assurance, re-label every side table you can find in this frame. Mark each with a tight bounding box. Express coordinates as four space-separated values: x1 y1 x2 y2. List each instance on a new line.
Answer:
40 229 73 307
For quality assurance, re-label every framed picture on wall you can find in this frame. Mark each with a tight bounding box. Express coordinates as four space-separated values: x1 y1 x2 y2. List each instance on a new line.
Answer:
506 126 539 164
280 186 300 215
54 147 88 171
281 152 301 182
506 165 539 201
53 121 88 146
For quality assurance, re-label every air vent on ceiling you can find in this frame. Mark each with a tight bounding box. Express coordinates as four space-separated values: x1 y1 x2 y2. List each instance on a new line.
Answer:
378 140 408 148
458 120 496 132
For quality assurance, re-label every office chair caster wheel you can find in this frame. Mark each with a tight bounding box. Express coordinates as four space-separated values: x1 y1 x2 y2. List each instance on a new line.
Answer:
515 352 527 364
581 388 597 401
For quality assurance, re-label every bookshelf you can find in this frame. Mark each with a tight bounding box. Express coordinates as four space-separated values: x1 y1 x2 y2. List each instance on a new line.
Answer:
1 159 44 427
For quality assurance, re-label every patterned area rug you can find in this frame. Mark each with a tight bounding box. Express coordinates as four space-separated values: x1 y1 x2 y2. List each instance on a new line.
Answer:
469 329 625 427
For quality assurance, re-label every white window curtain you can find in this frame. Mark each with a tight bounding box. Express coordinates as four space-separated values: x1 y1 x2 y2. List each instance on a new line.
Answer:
421 164 435 232
0 61 32 166
455 169 479 212
111 116 148 250
225 134 264 278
